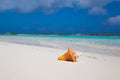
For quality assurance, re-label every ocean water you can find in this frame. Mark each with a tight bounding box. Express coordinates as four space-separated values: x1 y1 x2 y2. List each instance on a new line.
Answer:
0 34 120 56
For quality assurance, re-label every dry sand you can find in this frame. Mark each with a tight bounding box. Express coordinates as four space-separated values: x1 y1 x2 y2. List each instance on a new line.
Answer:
0 41 120 80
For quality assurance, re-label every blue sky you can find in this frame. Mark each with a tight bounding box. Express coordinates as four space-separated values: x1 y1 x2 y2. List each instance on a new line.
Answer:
0 0 120 34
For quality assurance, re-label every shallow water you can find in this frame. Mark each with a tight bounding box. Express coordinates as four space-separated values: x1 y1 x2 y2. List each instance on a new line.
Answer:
0 34 120 56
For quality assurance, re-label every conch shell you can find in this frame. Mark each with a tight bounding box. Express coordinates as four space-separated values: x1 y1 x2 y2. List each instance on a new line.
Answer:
58 47 79 62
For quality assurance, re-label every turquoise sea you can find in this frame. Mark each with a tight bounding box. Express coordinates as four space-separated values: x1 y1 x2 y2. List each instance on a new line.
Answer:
0 34 120 56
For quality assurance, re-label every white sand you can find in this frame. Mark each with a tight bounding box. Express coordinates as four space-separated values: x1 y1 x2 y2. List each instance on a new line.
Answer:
0 41 120 80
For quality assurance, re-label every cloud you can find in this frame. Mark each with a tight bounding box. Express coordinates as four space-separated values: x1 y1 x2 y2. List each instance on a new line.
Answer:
88 7 107 15
108 15 120 25
0 0 117 13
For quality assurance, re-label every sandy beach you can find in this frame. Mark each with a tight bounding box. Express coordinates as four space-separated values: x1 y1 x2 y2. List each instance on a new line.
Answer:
0 41 120 80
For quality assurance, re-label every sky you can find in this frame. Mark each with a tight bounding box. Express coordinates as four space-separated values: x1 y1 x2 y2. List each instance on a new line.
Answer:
0 0 120 34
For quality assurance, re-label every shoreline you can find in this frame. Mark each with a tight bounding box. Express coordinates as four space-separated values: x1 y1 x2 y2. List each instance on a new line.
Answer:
0 41 120 80
0 39 120 57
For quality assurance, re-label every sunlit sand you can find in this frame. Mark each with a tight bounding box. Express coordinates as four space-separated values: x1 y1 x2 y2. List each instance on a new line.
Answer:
0 41 120 80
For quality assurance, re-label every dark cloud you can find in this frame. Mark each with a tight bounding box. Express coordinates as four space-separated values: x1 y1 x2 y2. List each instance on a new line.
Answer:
0 0 117 13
